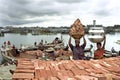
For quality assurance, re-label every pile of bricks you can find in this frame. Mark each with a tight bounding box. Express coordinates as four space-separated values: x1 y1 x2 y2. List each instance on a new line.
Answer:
12 57 120 80
12 58 35 80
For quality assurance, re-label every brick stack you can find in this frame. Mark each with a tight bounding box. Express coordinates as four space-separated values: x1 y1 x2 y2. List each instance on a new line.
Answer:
13 57 120 80
12 58 35 80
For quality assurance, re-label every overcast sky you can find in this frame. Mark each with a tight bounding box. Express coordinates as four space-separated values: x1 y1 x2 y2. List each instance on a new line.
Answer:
0 0 120 27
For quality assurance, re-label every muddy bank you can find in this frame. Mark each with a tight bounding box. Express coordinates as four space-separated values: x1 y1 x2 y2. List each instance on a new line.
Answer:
0 64 16 79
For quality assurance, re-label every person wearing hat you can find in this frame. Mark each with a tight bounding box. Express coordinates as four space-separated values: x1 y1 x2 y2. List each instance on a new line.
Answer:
69 36 86 60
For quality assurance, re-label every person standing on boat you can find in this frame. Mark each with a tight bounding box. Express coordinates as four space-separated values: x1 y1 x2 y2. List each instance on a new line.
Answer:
7 41 12 48
94 35 106 59
11 45 20 57
52 37 59 44
52 37 62 45
69 36 86 60
34 42 37 47
3 41 6 48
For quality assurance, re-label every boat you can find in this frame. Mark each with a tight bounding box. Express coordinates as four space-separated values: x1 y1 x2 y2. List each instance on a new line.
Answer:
104 50 119 57
20 30 28 35
1 51 15 63
31 30 40 35
1 48 40 63
20 45 38 51
115 40 120 45
0 48 15 63
20 40 65 51
0 39 65 62
1 45 119 64
0 30 4 37
88 20 105 43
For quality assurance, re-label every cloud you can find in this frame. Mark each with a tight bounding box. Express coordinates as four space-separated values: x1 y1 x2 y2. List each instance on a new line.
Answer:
0 0 58 26
54 0 85 3
0 0 120 27
0 0 86 26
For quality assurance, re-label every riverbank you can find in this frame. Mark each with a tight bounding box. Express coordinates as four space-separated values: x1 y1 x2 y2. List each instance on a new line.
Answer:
0 64 16 79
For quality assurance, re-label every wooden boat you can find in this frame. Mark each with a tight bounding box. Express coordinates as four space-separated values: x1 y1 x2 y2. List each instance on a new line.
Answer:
20 30 28 35
1 49 40 63
1 43 119 63
31 30 40 35
115 40 120 45
0 31 4 37
21 40 65 51
21 45 38 51
1 47 15 63
1 51 15 63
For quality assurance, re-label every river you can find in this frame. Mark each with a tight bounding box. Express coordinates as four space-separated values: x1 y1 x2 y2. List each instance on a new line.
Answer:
0 33 120 63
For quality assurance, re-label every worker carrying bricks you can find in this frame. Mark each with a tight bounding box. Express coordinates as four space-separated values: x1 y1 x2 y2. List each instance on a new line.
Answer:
69 18 86 60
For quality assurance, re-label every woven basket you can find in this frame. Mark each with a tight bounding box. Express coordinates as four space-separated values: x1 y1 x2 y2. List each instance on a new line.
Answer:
70 32 84 39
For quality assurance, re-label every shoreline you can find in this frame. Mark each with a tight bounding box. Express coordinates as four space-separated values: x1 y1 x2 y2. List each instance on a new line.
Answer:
0 64 16 79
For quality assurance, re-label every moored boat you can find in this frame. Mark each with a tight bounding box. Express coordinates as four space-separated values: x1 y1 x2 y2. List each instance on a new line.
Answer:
0 31 4 37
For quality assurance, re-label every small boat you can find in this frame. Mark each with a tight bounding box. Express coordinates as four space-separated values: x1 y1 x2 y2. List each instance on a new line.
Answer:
115 40 120 45
0 31 4 37
1 46 119 64
20 30 28 35
21 45 38 51
104 50 119 57
1 48 40 63
1 51 15 63
31 30 40 35
0 48 15 63
20 41 65 51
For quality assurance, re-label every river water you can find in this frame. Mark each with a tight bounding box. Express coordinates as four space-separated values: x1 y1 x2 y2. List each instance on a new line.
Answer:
0 33 120 63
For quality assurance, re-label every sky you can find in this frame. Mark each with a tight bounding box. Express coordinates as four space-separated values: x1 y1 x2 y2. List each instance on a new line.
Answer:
0 0 120 27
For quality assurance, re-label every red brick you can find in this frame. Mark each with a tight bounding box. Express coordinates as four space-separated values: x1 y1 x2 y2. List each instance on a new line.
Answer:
16 65 34 70
74 75 98 80
74 63 85 70
35 69 40 79
58 64 65 70
70 68 80 76
53 65 60 71
32 78 38 80
61 70 69 76
50 69 58 77
38 77 46 80
12 73 34 79
112 75 120 80
104 74 113 80
68 61 77 68
99 61 112 68
39 69 47 78
104 74 120 80
90 74 106 80
48 77 59 80
57 75 73 80
15 69 34 73
46 70 53 77
45 62 51 70
78 61 92 69
66 70 74 78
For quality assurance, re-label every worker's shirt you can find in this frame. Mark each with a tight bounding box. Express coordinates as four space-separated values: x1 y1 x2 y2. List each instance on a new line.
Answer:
69 44 85 60
94 47 104 59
